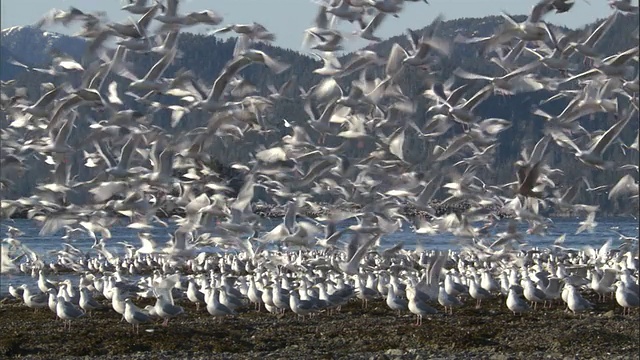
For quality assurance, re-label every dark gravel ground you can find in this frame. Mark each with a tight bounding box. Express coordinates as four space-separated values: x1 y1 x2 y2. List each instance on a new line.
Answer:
1 291 638 360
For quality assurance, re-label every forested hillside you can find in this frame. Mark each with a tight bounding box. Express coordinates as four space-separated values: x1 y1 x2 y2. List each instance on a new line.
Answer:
1 13 638 215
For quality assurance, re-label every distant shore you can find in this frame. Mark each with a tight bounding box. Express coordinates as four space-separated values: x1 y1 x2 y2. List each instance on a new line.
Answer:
4 201 518 220
5 201 633 221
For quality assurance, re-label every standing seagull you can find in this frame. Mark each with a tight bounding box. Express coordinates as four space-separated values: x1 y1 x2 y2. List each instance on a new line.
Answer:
406 286 437 325
56 294 85 330
507 286 531 315
124 298 153 334
154 293 184 327
614 281 640 316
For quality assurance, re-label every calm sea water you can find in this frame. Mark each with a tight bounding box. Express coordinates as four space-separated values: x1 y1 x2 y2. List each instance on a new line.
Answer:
2 217 638 297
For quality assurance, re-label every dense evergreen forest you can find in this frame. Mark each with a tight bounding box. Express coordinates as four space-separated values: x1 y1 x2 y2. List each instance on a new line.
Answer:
1 13 638 215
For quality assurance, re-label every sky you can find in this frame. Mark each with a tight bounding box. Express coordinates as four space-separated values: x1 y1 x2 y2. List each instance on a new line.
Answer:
1 0 613 51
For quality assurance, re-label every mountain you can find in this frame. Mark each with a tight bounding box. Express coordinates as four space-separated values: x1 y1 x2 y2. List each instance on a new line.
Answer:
0 45 23 81
0 26 87 81
1 13 638 214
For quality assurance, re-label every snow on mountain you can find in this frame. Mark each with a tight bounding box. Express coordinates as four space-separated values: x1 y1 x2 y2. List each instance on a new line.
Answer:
1 25 85 67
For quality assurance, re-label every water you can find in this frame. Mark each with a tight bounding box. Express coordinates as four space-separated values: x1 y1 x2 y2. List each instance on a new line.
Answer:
2 217 638 297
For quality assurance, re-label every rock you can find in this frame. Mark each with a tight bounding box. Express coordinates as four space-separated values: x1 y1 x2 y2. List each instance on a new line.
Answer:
385 349 404 356
489 354 510 360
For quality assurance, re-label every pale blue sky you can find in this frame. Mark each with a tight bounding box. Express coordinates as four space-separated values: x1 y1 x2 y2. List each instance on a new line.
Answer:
1 0 611 50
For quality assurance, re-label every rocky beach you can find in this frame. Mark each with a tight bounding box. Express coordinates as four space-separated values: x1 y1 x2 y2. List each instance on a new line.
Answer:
1 292 638 360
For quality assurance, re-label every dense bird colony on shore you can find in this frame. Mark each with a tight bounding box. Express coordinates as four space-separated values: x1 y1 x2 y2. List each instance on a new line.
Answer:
0 0 639 357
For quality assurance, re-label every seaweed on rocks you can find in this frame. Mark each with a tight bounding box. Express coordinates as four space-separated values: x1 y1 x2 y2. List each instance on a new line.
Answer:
1 291 638 360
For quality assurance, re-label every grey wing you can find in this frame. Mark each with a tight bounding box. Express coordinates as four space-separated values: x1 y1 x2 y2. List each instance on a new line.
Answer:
600 268 618 287
133 309 151 323
118 134 139 168
88 298 102 308
57 116 78 151
284 201 297 233
583 12 617 48
144 49 176 81
164 303 184 316
365 12 386 33
592 108 633 155
33 87 61 108
158 147 175 178
219 303 235 315
529 135 550 165
93 140 117 167
64 302 85 317
52 155 70 185
446 84 468 105
345 233 359 261
207 57 251 103
350 234 379 266
385 44 408 78
32 292 49 303
172 230 188 250
528 0 554 23
461 84 492 112
546 277 561 293
406 28 421 51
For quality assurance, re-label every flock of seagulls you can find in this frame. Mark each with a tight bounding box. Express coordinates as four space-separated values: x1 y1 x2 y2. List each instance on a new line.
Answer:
1 0 639 335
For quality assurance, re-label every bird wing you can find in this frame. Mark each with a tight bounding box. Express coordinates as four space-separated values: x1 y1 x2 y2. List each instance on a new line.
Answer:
591 108 634 156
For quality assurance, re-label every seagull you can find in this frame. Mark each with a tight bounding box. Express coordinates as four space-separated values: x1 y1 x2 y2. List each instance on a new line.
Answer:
56 293 85 330
79 287 103 316
506 286 531 315
565 284 594 316
154 293 184 326
438 285 462 315
406 286 437 325
469 276 493 308
557 108 635 169
614 281 640 316
338 234 379 275
288 290 315 320
205 287 236 322
122 0 156 14
129 46 178 92
124 298 153 334
609 0 639 13
353 12 387 42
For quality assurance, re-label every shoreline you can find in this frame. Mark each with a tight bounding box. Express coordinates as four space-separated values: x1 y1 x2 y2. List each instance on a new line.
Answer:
1 293 638 359
4 201 627 221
